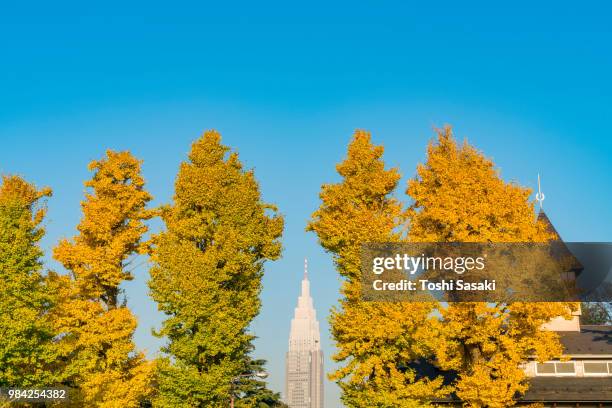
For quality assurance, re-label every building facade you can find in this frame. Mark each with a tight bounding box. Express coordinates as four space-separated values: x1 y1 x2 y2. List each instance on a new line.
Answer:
285 259 324 408
433 210 612 407
518 211 612 406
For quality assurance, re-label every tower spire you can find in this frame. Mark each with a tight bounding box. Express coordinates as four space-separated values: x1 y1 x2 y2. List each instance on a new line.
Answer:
535 173 545 210
287 258 323 408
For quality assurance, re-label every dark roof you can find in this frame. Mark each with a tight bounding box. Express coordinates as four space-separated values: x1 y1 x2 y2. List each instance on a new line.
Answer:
537 210 584 275
558 325 612 355
522 377 612 403
537 210 563 240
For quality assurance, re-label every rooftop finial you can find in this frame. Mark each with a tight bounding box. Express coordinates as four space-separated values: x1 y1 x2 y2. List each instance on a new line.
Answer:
304 258 308 279
535 173 545 210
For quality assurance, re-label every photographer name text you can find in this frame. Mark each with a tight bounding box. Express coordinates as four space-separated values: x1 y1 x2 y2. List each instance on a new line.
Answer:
372 279 496 291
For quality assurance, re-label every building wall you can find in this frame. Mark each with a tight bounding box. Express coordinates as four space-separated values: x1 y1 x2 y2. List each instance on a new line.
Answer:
524 359 612 378
286 349 324 408
310 350 324 408
541 306 581 332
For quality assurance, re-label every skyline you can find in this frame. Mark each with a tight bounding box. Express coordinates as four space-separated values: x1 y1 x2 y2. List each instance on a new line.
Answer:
2 3 612 406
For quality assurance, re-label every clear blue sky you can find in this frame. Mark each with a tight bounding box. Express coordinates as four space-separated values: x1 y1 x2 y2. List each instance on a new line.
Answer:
1 2 611 406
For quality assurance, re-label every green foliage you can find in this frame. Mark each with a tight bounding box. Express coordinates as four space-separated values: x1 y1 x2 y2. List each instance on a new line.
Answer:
149 131 284 407
581 302 611 325
233 348 287 408
0 175 57 387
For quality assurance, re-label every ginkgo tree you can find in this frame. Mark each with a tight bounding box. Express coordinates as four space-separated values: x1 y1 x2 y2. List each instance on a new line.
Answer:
310 127 573 407
0 176 57 388
149 131 285 408
406 126 573 407
52 150 155 408
308 131 447 407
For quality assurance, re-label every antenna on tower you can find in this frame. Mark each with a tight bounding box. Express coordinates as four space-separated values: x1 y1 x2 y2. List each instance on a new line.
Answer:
304 258 308 279
535 173 546 210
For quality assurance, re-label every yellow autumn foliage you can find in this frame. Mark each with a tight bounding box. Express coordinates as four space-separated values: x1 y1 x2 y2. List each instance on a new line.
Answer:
51 150 154 407
407 126 574 407
308 131 446 407
310 127 575 408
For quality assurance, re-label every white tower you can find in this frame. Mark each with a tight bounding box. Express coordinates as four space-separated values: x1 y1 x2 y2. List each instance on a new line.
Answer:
285 259 324 408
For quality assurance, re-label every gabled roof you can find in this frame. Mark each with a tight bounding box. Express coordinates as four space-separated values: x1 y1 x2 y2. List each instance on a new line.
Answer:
558 325 612 355
537 210 562 240
537 210 584 275
522 377 612 403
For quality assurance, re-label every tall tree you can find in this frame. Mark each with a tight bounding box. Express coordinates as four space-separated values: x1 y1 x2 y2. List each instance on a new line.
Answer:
0 176 56 387
149 131 284 408
406 126 573 407
52 150 154 407
308 131 446 407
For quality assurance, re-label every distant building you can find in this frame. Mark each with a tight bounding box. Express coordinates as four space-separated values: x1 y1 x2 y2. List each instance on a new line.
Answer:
521 324 612 406
519 210 612 406
434 210 612 407
436 210 612 408
285 259 324 408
